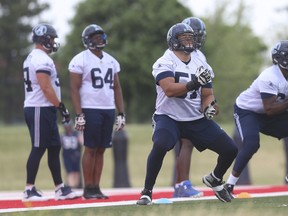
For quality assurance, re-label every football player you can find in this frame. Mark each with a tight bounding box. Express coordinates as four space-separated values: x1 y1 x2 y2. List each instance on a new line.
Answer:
172 17 210 198
136 23 237 205
226 40 288 194
69 24 125 199
23 23 79 201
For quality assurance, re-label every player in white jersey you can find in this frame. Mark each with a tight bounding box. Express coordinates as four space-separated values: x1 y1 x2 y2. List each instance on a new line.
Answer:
136 23 237 205
69 24 125 199
172 17 211 198
22 23 79 201
225 40 288 194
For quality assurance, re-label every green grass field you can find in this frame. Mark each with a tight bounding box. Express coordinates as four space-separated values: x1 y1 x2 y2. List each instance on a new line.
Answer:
0 123 288 215
0 123 287 190
3 196 288 216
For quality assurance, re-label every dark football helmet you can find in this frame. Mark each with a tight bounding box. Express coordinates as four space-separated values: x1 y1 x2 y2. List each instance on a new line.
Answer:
167 23 195 53
182 17 206 49
272 40 288 70
81 24 108 50
32 23 59 52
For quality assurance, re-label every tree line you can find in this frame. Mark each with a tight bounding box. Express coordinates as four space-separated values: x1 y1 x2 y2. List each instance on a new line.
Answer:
1 0 281 124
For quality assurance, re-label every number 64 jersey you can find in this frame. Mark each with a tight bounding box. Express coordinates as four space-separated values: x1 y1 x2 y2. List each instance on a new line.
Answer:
68 49 120 109
23 49 61 107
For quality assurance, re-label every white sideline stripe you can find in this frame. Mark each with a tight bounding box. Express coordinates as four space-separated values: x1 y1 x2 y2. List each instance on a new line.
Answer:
1 187 288 213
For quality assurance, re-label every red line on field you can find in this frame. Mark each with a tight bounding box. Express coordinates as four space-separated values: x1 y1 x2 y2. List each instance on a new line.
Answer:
0 185 287 212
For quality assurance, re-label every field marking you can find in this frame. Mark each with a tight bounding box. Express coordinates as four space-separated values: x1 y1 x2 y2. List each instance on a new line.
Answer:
0 186 288 213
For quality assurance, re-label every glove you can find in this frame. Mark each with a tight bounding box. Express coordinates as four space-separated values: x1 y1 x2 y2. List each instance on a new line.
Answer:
204 100 217 120
57 102 70 124
186 75 200 91
195 66 212 85
75 113 85 131
115 113 125 131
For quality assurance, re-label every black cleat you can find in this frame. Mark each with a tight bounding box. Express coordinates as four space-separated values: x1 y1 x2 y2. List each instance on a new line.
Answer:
202 173 232 203
136 189 152 205
224 184 235 199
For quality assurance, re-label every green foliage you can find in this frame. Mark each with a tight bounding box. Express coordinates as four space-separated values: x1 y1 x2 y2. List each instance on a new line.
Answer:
0 0 48 123
58 0 192 122
201 2 267 121
0 0 272 123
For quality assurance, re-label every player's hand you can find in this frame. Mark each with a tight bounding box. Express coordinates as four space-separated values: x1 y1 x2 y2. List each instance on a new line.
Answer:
195 66 212 85
204 100 217 120
57 102 70 124
115 113 125 131
75 113 85 131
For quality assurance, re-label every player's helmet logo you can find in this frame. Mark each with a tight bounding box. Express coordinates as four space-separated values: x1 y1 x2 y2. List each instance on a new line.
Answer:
34 25 47 36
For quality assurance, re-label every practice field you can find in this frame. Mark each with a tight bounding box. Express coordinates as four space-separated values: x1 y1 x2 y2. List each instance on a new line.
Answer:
0 185 288 215
1 124 288 215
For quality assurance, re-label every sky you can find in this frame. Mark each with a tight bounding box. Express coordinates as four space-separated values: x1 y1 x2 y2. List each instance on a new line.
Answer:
38 0 288 47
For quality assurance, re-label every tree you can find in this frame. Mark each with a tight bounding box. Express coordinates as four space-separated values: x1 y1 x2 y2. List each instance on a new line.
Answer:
58 0 192 123
58 0 267 123
201 0 267 121
0 0 48 123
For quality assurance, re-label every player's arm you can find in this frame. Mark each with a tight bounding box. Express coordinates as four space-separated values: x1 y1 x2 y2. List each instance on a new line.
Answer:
37 72 60 106
262 94 288 115
114 73 125 114
159 77 190 97
201 87 219 119
70 72 83 115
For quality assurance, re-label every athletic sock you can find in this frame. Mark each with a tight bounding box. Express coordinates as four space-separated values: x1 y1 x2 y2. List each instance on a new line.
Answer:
227 173 239 185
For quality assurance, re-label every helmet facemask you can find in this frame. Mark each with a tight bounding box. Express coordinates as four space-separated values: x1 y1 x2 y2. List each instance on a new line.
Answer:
86 32 108 50
167 23 195 54
272 41 288 70
177 33 195 54
82 24 108 50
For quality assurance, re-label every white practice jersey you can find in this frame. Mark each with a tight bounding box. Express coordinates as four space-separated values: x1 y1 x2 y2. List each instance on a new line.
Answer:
68 49 120 109
236 65 288 113
23 49 61 107
153 49 214 121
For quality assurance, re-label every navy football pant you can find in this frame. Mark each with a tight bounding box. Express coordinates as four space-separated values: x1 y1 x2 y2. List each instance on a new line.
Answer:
234 104 288 174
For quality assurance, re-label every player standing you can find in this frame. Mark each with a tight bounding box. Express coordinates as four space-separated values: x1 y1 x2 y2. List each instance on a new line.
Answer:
69 24 125 199
23 23 79 201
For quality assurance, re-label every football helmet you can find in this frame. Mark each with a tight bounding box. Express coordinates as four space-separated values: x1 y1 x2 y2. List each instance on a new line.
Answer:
271 40 288 70
32 23 59 52
167 23 195 53
182 17 206 49
81 24 108 50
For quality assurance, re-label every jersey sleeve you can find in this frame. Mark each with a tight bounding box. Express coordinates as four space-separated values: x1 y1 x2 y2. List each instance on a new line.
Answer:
68 54 84 74
32 53 53 74
258 73 278 95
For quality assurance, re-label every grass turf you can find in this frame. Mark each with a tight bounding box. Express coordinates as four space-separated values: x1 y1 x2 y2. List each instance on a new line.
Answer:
4 196 288 216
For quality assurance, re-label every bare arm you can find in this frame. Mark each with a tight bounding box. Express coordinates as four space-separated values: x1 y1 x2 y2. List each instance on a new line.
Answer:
201 87 218 114
114 73 125 114
70 72 83 115
158 77 190 97
37 72 60 107
262 95 288 115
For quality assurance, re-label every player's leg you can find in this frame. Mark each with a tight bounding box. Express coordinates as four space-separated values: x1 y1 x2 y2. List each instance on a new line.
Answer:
232 128 252 185
137 115 180 205
283 138 288 184
226 107 261 193
23 107 48 201
173 139 203 198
